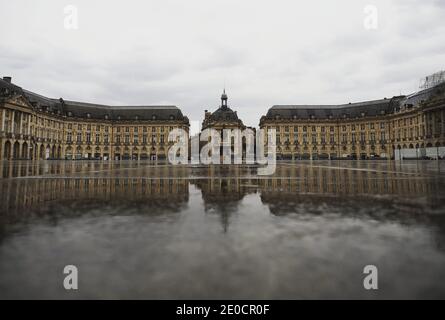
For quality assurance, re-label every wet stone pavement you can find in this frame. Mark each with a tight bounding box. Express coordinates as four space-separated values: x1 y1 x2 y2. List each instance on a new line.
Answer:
0 160 445 299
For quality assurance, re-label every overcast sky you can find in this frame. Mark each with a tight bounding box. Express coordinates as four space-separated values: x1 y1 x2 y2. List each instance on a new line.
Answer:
1 0 444 128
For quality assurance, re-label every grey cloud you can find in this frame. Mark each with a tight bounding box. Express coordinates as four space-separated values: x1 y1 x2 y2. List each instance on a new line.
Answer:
1 0 444 127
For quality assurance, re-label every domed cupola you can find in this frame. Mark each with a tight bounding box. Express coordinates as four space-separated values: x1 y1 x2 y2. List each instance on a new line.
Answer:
201 89 246 130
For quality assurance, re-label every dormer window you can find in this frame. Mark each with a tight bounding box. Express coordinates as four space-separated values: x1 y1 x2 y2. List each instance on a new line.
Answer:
104 114 109 120
135 115 139 120
275 115 280 120
152 115 157 120
117 115 121 120
86 113 91 119
169 115 175 120
67 111 73 117
292 115 297 120
361 112 365 117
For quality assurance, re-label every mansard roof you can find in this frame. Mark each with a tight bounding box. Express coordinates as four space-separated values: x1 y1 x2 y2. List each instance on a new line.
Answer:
0 77 188 122
203 90 245 127
264 83 445 121
208 106 240 122
266 97 402 120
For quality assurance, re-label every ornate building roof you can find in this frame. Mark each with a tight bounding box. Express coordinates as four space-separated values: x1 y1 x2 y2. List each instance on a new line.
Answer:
202 90 245 129
261 82 445 123
0 77 188 122
264 98 403 120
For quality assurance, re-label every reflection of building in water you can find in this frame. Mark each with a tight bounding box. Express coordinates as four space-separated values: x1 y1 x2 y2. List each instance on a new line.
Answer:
0 77 189 161
0 176 189 215
191 165 256 232
260 79 445 160
0 161 191 179
258 164 439 196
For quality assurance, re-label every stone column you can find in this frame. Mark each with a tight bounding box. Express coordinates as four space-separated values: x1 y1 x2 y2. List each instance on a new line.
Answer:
19 112 23 135
11 110 15 133
28 114 31 136
1 109 5 132
440 109 445 137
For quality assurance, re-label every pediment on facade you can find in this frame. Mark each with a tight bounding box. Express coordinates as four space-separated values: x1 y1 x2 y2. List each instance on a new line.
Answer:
5 94 33 109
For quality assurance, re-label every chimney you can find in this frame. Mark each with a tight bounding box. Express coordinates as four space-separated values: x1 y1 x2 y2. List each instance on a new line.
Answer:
3 76 12 83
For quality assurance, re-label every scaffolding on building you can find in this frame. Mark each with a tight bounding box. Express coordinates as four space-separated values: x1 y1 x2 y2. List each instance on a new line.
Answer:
419 70 445 89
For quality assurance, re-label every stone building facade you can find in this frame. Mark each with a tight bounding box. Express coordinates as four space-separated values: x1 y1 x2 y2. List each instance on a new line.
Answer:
0 77 189 161
259 83 445 160
1 76 444 162
200 90 254 160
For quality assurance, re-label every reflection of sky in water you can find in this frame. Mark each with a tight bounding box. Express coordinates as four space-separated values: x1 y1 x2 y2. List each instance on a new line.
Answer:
0 160 445 299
